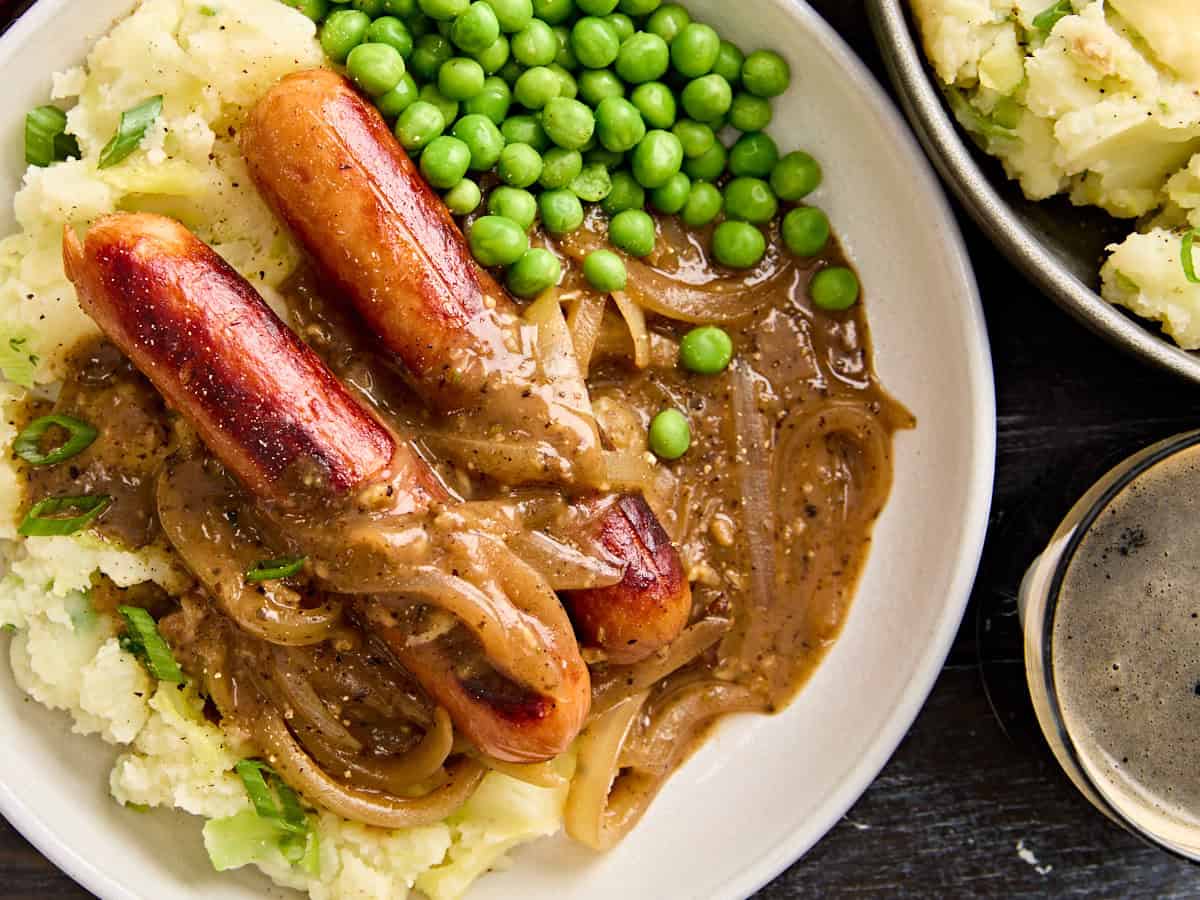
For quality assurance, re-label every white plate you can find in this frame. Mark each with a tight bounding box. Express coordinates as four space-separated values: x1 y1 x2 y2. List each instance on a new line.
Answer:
0 1 995 898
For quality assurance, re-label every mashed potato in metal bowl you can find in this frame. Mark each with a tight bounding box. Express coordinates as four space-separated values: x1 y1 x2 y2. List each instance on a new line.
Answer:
910 0 1200 349
0 1 567 896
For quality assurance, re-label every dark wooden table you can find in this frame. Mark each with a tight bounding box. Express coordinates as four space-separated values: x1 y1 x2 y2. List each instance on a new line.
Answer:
4 0 1200 897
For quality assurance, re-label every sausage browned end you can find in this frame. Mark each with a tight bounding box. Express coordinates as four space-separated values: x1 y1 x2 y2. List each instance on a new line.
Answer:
243 70 692 664
63 211 589 762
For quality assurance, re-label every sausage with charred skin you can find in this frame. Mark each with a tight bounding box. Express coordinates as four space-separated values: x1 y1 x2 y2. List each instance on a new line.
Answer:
242 70 692 664
62 211 590 763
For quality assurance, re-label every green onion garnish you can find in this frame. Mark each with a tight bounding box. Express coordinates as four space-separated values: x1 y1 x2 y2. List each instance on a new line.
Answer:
98 95 163 169
235 761 309 835
117 605 184 683
25 105 78 167
1032 1 1073 37
1183 230 1200 284
18 494 111 536
13 414 98 466
246 556 307 583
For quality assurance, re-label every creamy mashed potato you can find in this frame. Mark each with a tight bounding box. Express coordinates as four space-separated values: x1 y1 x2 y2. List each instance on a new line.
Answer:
0 1 567 896
911 0 1200 348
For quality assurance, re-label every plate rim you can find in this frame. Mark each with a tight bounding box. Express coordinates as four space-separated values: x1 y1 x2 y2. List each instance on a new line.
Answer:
866 0 1200 386
0 1 997 897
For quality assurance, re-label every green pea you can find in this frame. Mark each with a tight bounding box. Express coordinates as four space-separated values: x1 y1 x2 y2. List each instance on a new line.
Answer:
348 43 408 97
681 74 732 123
488 0 533 32
539 148 583 188
594 96 646 153
771 151 822 201
438 57 486 99
444 177 483 214
352 0 387 14
420 136 471 188
650 171 690 214
512 19 558 65
449 114 503 169
679 326 733 374
410 33 454 80
729 132 779 178
645 3 689 42
282 0 329 22
476 34 511 72
670 23 719 78
498 59 525 83
464 75 512 122
489 185 539 229
320 9 371 62
532 0 575 24
683 140 725 181
571 17 621 69
724 176 777 224
497 141 544 186
631 129 683 189
618 0 659 14
604 13 635 42
577 0 617 13
614 32 669 84
648 408 690 460
680 180 722 226
712 220 765 268
810 267 859 311
552 26 578 69
603 170 645 215
547 63 578 98
507 248 562 297
630 82 676 129
782 206 830 257
513 66 561 108
541 97 596 150
395 100 445 150
539 188 585 234
420 0 469 20
742 49 790 98
579 69 624 106
384 0 419 16
712 40 744 84
501 114 549 150
585 145 623 167
451 2 500 53
671 119 714 158
420 83 460 123
377 73 421 118
583 249 628 292
367 17 415 57
469 215 530 266
728 95 769 134
570 162 612 201
609 208 655 256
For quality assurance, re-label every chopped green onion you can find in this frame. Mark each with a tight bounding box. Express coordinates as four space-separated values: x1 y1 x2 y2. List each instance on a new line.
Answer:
1 624 15 634
1183 230 1200 284
25 105 78 167
235 760 309 835
13 414 97 466
18 494 111 536
246 556 307 582
117 605 184 683
1032 1 1072 37
98 96 163 169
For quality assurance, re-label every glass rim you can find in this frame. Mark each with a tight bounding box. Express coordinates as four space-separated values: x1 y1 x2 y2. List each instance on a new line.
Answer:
1038 429 1200 861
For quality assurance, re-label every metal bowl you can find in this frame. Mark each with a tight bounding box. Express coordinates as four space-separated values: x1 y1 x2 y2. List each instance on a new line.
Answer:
867 0 1200 384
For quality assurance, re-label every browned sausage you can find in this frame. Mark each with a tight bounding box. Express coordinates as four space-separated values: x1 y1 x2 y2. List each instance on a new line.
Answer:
243 70 691 664
63 211 588 762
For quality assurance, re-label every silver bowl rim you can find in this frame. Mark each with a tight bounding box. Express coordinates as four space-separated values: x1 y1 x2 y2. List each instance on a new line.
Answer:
866 0 1200 384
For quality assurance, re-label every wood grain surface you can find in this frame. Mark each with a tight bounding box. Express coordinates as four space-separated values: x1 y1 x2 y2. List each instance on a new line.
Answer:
4 0 1200 897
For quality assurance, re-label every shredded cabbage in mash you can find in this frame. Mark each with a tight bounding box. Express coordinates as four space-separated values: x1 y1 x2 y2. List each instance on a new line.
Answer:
910 0 1200 348
0 1 568 896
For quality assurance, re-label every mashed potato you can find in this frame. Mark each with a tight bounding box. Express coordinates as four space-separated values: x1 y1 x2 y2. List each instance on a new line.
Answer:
910 0 1200 348
0 1 568 896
